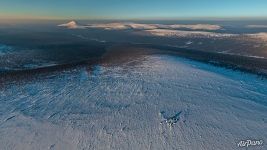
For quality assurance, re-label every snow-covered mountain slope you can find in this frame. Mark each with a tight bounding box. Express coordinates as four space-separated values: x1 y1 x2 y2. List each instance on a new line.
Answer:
0 54 266 150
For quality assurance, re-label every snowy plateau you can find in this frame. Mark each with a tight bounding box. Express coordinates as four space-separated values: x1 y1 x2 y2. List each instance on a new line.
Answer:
0 54 266 150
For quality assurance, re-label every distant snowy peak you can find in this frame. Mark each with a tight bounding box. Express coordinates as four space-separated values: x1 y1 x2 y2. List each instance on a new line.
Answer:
58 21 83 29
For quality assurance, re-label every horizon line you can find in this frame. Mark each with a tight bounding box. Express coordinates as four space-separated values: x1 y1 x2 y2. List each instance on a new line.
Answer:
1 16 267 22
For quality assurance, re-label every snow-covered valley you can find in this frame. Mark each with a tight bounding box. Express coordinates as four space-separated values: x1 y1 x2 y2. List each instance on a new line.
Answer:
0 53 266 150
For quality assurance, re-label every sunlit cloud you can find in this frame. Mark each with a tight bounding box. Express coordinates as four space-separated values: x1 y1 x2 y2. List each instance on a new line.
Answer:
58 21 222 31
139 28 267 43
247 32 267 41
57 21 267 43
86 22 222 31
247 25 267 28
137 29 235 38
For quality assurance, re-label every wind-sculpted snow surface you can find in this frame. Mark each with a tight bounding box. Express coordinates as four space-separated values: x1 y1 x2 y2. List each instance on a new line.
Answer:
0 54 266 150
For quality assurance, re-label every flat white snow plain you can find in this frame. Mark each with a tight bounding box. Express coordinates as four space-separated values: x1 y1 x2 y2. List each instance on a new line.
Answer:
0 54 266 150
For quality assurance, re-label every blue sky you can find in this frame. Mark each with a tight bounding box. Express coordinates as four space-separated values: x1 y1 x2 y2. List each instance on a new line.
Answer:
1 0 267 20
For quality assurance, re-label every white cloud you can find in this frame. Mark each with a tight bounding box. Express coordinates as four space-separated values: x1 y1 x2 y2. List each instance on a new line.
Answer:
87 22 157 30
156 24 222 30
58 21 222 31
136 29 267 42
137 29 235 38
126 23 158 30
247 32 267 41
86 22 222 31
87 23 130 30
57 21 267 43
247 25 267 29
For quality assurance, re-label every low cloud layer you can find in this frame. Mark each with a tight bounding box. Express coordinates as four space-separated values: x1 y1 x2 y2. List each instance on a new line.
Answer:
247 32 267 41
58 21 222 31
247 25 267 29
138 29 267 42
138 29 235 38
58 21 267 42
87 22 222 31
